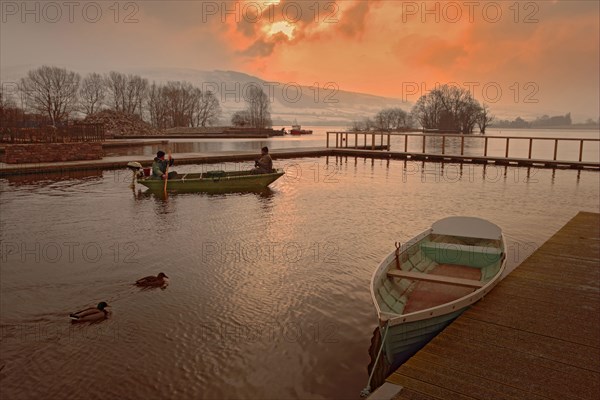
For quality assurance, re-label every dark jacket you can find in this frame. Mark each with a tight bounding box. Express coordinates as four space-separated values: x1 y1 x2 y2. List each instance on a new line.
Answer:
152 157 175 178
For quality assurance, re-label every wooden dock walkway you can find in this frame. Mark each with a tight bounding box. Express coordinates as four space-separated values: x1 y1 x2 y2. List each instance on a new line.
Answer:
1 147 598 177
378 211 600 400
328 131 600 170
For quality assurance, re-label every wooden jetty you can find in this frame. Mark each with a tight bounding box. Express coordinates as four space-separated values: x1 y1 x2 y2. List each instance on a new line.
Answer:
0 139 597 176
328 132 600 170
0 148 333 176
372 211 600 400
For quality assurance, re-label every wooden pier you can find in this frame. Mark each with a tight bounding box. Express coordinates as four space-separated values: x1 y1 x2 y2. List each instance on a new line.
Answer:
375 211 600 400
328 132 600 170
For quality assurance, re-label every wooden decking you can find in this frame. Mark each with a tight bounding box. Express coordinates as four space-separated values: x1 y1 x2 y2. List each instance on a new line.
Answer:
385 211 600 399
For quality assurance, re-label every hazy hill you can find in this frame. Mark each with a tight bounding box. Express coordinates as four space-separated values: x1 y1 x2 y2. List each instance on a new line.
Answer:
1 65 410 126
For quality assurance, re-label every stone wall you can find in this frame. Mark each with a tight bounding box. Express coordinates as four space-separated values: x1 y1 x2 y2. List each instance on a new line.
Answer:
1 143 103 164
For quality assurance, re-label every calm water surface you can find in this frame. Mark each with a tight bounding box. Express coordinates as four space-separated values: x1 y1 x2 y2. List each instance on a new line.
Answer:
0 156 598 399
104 127 600 163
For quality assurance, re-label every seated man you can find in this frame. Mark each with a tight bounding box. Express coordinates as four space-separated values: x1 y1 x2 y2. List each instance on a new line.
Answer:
152 150 177 180
252 146 273 174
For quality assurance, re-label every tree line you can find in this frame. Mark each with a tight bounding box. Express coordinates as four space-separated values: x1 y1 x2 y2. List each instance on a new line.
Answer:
352 84 495 134
1 65 223 129
492 113 596 129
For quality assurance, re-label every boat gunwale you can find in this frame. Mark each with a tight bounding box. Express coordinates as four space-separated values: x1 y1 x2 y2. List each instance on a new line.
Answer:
369 227 507 328
137 169 284 185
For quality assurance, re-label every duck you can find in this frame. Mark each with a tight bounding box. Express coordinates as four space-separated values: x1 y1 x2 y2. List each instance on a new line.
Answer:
69 302 110 322
135 272 169 287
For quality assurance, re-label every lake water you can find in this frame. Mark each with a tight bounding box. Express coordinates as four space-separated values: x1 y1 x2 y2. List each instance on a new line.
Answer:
1 139 599 398
104 127 600 163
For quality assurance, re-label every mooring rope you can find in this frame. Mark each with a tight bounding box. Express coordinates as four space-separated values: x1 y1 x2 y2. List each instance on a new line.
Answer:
360 320 390 398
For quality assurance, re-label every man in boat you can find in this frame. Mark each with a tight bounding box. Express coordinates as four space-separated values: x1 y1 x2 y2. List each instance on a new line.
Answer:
152 151 177 180
252 146 273 174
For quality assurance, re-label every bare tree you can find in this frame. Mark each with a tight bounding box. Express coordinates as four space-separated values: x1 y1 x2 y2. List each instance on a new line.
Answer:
349 117 375 131
79 73 106 116
374 108 409 131
245 85 271 129
105 71 147 115
163 81 196 127
147 82 169 129
0 85 16 109
145 81 221 129
20 66 80 126
476 103 494 134
231 110 251 127
0 85 23 128
194 90 221 127
412 84 483 133
125 75 148 115
105 71 127 112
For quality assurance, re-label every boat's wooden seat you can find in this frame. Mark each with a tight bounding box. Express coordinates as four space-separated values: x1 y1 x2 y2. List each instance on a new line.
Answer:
387 269 484 288
420 242 502 268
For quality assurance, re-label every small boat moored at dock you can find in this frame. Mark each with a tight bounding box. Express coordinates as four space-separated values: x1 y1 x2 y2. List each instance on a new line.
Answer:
369 216 506 368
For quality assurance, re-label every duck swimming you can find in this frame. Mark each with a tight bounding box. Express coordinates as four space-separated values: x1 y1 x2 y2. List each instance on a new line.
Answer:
69 302 110 322
135 272 169 287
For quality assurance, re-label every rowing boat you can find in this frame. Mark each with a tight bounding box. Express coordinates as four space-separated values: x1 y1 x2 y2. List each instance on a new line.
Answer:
134 168 285 192
370 216 506 368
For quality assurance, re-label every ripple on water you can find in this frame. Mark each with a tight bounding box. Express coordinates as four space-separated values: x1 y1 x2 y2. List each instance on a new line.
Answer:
0 159 598 399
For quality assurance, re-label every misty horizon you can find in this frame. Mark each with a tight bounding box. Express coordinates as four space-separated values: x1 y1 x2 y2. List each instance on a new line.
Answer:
1 1 599 123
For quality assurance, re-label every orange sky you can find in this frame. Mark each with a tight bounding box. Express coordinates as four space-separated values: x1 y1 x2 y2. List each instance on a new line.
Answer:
1 0 599 119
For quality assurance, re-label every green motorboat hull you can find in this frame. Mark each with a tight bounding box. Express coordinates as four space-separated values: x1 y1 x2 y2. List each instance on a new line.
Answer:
137 169 285 193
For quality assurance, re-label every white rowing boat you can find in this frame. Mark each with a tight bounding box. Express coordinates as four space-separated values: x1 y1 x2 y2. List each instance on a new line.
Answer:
369 216 506 367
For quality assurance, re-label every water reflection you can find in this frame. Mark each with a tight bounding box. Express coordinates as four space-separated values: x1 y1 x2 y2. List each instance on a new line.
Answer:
3 169 104 187
132 186 276 200
0 157 598 400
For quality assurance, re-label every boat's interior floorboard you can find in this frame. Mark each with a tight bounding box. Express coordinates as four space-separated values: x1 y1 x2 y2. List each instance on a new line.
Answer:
403 264 481 314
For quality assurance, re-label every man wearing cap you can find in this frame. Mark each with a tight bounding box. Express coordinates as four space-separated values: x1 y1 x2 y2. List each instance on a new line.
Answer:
252 146 273 174
152 150 176 180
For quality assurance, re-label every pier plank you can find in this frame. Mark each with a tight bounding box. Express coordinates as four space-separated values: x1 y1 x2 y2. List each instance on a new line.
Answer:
387 212 600 400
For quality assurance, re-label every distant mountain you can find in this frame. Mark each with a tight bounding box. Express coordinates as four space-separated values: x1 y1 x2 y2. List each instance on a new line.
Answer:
1 65 410 126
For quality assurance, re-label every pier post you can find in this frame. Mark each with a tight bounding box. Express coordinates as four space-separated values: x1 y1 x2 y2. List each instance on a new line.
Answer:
404 135 408 152
422 135 426 153
442 136 445 155
484 137 488 157
372 133 375 150
460 135 465 156
387 133 391 151
355 132 358 149
554 139 558 160
528 138 533 159
505 138 510 158
579 140 584 162
326 132 330 148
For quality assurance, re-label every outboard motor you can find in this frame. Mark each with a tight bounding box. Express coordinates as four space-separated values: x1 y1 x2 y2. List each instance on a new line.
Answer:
127 161 145 187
